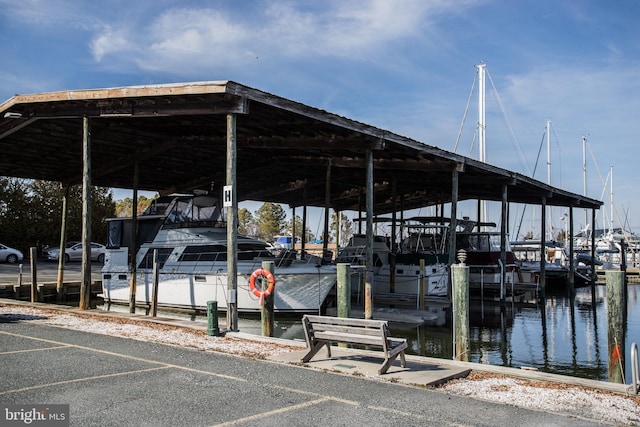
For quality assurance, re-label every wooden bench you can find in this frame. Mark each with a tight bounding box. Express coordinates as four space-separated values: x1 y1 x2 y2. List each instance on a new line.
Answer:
301 315 408 375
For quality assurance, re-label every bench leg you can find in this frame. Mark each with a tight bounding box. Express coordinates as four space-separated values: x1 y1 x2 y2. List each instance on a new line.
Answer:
301 341 331 363
378 351 406 375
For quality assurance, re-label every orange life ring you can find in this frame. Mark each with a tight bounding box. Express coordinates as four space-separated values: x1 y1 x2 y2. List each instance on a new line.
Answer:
249 268 276 298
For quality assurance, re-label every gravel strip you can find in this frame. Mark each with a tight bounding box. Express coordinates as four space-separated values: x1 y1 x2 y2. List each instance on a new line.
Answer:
2 304 639 425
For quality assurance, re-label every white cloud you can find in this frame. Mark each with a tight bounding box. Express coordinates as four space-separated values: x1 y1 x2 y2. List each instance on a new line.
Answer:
84 1 482 73
90 25 135 62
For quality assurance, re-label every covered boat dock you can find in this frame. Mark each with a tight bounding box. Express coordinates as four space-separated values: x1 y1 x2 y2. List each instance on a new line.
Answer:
0 81 603 325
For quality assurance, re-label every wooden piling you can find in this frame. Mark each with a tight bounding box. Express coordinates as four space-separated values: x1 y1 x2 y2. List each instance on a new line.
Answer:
337 263 351 318
56 185 69 302
261 261 275 337
606 270 626 383
29 247 37 303
452 261 470 362
419 258 425 310
150 249 159 317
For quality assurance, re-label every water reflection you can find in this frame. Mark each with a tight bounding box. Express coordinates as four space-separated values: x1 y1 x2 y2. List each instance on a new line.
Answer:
385 285 633 381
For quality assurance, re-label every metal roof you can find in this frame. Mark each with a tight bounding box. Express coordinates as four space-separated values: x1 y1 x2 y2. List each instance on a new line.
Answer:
0 81 602 214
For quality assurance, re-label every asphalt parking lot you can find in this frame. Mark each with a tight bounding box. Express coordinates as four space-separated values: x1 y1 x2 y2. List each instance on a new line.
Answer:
0 317 604 427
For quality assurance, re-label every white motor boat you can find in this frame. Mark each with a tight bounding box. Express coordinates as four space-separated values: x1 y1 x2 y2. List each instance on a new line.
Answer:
101 194 336 313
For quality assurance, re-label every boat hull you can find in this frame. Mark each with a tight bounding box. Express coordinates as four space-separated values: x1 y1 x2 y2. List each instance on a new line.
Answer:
101 266 337 313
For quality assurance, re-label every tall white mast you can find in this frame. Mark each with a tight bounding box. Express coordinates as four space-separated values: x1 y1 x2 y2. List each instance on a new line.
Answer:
546 120 551 185
478 63 486 163
477 63 487 226
582 136 588 233
546 120 552 240
610 165 614 234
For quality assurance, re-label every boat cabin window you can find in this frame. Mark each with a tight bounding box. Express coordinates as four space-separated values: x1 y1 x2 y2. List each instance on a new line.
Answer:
238 243 274 260
179 245 227 262
138 248 174 269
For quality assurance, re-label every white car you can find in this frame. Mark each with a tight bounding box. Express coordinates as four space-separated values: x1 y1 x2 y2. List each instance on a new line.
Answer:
44 242 106 263
0 243 23 264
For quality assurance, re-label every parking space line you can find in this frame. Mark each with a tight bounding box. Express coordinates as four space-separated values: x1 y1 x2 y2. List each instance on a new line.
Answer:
211 397 333 427
1 345 73 355
0 366 171 397
1 330 250 383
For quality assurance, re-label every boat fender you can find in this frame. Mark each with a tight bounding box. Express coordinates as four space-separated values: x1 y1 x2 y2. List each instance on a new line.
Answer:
249 268 276 305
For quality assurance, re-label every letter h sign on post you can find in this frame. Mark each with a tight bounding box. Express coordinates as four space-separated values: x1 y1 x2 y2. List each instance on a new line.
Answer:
223 185 233 207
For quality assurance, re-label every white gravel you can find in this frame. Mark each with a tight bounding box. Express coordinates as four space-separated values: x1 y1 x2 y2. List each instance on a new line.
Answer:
2 304 640 425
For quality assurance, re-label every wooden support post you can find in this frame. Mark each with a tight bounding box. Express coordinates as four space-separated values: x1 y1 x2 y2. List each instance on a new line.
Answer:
337 263 351 318
261 261 275 337
79 116 92 310
606 270 626 383
301 195 307 260
129 163 139 313
448 169 459 266
539 197 547 298
590 208 597 288
568 207 575 293
323 161 331 261
452 257 470 362
448 168 460 302
56 185 69 302
365 149 374 319
150 249 159 317
226 114 239 332
500 184 507 303
419 258 425 310
30 247 37 303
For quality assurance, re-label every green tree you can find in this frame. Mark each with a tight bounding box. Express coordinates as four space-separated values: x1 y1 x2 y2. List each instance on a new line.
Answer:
330 212 353 247
283 214 314 243
238 207 256 236
254 202 286 241
115 195 156 217
0 178 116 255
0 177 31 252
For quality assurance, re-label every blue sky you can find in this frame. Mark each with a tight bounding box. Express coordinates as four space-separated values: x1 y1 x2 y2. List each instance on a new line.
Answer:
1 0 639 236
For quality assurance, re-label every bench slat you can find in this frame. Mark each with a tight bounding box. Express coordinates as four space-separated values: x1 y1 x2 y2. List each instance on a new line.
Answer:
304 315 387 328
313 331 386 347
309 323 384 337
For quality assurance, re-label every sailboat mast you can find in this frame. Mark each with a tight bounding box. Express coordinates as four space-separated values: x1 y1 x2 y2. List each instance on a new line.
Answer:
546 120 551 185
610 165 614 234
477 63 487 226
478 63 486 163
582 136 588 233
546 119 552 240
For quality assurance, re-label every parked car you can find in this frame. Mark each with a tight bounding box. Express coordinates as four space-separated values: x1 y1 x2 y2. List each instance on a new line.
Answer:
0 243 23 264
43 241 106 263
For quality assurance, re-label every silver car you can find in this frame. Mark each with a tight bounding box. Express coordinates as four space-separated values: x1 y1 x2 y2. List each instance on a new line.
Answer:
0 243 23 264
44 242 106 263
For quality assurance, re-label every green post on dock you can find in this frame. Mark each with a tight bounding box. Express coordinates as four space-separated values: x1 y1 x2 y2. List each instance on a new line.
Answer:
606 270 626 383
452 253 470 362
337 263 351 318
261 261 275 337
207 301 219 336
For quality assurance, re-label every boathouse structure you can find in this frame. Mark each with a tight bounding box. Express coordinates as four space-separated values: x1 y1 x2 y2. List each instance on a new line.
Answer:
0 81 602 327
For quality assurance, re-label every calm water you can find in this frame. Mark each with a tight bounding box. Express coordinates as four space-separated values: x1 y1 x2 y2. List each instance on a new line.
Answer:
100 283 640 382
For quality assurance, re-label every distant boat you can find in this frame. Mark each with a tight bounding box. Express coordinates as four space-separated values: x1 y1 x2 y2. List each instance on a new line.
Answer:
336 217 449 299
101 194 337 313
